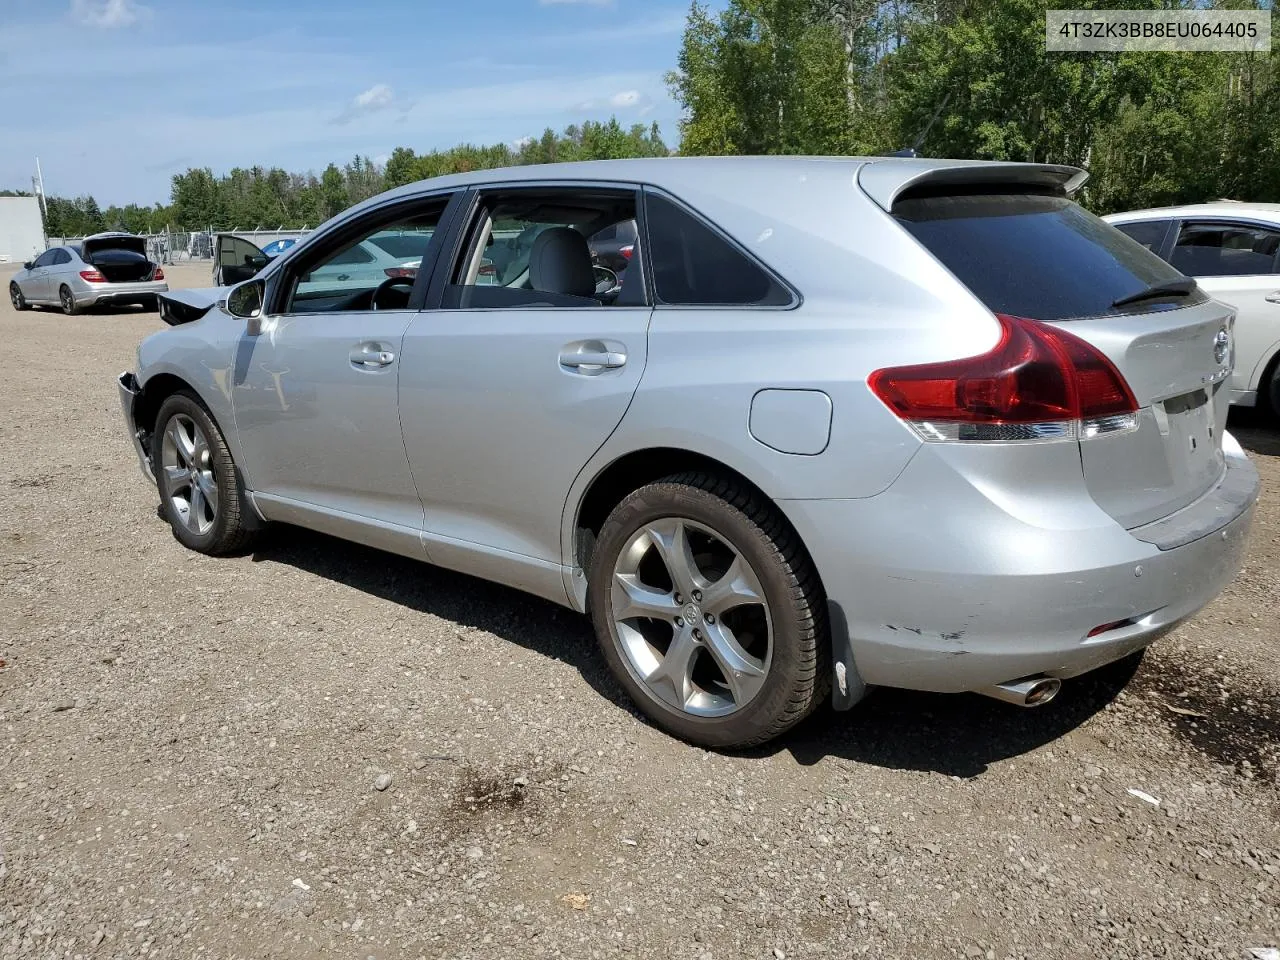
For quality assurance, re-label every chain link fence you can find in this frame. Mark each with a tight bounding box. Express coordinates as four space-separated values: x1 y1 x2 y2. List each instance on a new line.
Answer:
46 228 313 264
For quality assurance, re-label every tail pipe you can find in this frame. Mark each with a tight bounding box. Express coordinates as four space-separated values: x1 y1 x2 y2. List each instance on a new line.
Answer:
977 675 1062 708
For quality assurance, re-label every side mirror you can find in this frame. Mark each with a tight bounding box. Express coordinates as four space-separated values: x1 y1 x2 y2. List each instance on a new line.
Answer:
593 265 620 297
226 279 265 335
22 261 32 270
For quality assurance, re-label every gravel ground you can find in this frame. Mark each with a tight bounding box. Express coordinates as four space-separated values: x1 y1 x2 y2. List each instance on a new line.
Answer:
1 262 1277 959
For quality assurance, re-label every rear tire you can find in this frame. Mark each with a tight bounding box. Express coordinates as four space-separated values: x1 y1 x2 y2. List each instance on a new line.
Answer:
153 392 258 555
58 284 79 316
9 283 28 311
587 472 829 749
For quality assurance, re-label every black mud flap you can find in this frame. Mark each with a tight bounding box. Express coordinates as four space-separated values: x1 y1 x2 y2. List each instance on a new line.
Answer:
829 601 867 711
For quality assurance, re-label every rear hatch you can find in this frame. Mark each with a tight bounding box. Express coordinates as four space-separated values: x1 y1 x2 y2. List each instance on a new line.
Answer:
82 234 156 283
887 183 1233 529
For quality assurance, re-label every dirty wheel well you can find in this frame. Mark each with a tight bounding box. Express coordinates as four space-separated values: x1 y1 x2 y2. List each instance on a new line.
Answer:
133 374 204 449
574 448 783 572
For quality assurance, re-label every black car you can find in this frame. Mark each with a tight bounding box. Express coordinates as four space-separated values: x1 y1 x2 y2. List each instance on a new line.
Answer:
588 219 637 274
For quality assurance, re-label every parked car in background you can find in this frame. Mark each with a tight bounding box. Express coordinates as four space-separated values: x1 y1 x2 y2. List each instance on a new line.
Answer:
119 157 1257 749
1105 203 1280 413
9 233 167 314
589 218 637 274
259 237 299 259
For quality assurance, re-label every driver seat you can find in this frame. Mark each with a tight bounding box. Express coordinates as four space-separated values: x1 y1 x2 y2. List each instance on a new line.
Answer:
529 227 597 300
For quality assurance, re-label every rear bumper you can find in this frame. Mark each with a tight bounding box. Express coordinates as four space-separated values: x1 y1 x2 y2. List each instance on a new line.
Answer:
117 372 155 484
78 280 168 306
782 435 1260 694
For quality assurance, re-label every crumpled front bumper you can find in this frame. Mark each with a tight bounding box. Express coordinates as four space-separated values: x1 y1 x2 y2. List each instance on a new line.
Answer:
117 372 155 484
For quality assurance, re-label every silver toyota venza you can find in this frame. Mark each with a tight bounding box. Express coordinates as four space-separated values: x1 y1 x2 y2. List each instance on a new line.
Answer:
116 157 1260 748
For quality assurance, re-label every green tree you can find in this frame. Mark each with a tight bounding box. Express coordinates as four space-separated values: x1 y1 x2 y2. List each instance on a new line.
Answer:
667 0 860 156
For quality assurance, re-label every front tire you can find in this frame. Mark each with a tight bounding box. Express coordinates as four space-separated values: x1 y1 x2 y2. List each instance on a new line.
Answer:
9 283 29 311
153 392 257 555
58 284 79 316
588 472 829 749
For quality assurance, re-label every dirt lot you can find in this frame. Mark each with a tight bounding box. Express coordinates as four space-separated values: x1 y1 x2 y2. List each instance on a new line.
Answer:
1 261 1277 960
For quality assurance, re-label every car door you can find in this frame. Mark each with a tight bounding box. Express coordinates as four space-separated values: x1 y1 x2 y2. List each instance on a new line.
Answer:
1168 219 1280 403
217 235 269 286
22 249 57 301
398 184 651 598
230 192 462 555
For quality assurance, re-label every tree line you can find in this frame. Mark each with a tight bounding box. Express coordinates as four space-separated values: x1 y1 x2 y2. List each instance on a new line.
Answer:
16 118 668 237
668 0 1279 212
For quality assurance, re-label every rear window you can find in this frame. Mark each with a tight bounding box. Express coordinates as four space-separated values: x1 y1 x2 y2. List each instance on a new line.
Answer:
894 193 1190 320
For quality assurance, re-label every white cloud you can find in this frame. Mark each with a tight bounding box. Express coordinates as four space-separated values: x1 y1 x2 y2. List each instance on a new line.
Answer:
334 83 395 125
511 135 534 150
71 0 147 28
610 89 640 108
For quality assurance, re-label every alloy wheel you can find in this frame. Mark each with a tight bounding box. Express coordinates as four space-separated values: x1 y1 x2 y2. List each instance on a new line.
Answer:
160 413 218 536
60 287 74 314
9 284 23 310
610 517 773 718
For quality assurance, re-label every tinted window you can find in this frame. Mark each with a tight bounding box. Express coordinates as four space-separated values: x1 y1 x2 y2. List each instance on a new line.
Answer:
894 193 1189 320
1170 222 1280 277
646 194 792 306
1113 219 1171 254
33 250 57 267
52 249 72 265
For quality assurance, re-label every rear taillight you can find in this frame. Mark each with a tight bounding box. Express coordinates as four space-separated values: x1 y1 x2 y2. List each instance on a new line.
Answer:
620 244 634 260
79 269 106 283
152 267 165 281
384 267 417 279
868 314 1139 442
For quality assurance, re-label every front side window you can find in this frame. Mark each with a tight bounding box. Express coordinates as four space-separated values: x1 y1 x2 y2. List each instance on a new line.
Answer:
33 250 58 267
644 194 793 307
1113 219 1172 255
280 199 450 314
443 187 642 309
1170 221 1280 277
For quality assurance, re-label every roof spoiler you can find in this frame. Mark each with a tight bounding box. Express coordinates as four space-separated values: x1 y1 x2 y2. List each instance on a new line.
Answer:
859 160 1089 212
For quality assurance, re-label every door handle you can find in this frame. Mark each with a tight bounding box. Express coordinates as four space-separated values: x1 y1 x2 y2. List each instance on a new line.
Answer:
337 274 350 282
1266 291 1280 304
559 351 626 369
350 345 395 367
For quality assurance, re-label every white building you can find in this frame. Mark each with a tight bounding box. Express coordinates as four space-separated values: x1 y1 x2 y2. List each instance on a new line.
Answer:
0 196 46 264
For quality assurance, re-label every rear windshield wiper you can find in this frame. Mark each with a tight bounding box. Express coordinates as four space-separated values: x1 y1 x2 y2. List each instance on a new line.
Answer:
1111 277 1197 308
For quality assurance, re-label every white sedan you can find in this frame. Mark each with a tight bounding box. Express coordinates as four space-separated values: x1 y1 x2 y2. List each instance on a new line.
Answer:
1105 202 1280 413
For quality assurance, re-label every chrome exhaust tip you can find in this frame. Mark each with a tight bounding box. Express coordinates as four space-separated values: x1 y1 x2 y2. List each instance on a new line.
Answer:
977 675 1062 708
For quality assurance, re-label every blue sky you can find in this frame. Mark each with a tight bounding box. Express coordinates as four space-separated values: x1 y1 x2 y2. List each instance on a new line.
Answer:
1 0 692 206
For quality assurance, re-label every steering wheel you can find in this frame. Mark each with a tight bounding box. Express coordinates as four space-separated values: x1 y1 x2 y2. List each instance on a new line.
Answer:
371 276 416 311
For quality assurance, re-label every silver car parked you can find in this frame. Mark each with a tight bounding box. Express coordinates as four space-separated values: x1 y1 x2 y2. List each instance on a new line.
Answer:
10 232 168 314
116 157 1259 748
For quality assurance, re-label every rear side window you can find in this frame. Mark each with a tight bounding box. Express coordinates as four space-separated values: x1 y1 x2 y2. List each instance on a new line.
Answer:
52 249 72 265
894 193 1187 320
1113 219 1172 254
645 194 793 307
1170 222 1280 277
